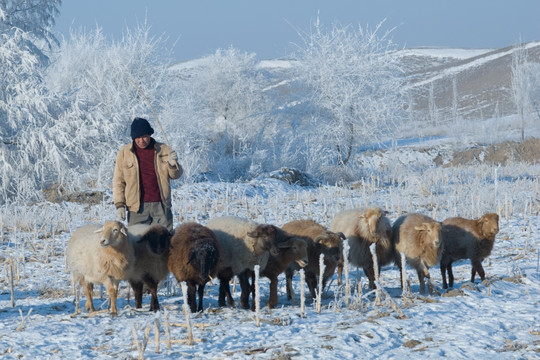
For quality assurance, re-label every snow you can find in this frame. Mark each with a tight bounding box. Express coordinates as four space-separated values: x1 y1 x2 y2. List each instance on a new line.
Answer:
1 134 539 359
405 41 540 89
399 47 494 60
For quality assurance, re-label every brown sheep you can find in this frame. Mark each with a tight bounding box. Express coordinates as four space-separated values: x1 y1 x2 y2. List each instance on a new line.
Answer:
392 213 443 295
127 224 172 311
168 222 221 313
248 237 309 309
207 216 287 309
330 207 395 289
440 212 500 289
283 219 344 301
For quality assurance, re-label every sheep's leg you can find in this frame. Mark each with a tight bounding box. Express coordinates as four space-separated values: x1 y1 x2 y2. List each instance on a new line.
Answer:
83 281 96 313
285 270 295 302
440 259 449 289
447 262 455 288
363 265 376 289
336 262 343 286
130 281 144 309
268 276 278 309
217 277 228 307
218 276 235 307
197 283 206 312
106 283 119 317
143 275 160 311
305 273 318 299
416 269 426 295
394 253 405 290
238 271 252 309
186 281 197 313
471 259 486 283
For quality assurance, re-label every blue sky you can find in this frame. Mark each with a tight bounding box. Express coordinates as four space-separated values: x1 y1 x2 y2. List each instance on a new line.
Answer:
54 0 540 62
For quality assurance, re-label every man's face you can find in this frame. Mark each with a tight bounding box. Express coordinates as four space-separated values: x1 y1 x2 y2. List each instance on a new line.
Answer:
135 135 151 149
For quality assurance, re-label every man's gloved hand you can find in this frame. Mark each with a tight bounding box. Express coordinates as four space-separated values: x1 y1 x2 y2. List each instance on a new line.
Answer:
117 207 126 221
168 150 178 166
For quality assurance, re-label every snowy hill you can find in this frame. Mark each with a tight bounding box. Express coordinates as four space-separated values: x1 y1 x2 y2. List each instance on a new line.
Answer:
172 42 540 129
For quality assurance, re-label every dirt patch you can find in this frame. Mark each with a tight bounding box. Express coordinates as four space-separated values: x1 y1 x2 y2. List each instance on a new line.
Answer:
43 183 105 205
446 138 540 167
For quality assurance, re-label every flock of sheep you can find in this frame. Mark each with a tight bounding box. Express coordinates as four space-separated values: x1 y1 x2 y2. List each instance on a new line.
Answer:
66 207 500 317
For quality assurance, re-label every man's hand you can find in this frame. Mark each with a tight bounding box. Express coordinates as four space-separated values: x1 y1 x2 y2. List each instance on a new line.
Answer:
117 207 126 221
168 151 178 166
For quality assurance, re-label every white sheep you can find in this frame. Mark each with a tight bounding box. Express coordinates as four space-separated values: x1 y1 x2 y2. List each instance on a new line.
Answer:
67 220 135 317
206 215 282 309
392 213 443 295
330 207 395 289
440 212 499 289
126 224 172 311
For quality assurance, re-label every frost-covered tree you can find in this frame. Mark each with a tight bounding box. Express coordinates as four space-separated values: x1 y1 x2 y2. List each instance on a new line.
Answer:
291 18 405 181
0 0 60 63
511 43 540 140
0 0 61 202
0 18 176 202
180 47 272 180
43 22 176 192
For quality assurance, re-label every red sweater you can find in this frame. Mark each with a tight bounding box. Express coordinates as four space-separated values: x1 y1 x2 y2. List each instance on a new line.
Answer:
134 144 161 203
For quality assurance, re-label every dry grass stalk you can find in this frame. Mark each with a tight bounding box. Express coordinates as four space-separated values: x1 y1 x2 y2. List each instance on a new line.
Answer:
378 285 406 319
300 269 305 317
316 254 325 314
370 243 382 306
400 252 412 305
15 308 33 331
180 282 194 345
358 282 363 311
154 318 160 353
343 241 350 308
10 257 15 308
142 324 151 357
131 324 142 359
165 310 171 349
254 265 261 327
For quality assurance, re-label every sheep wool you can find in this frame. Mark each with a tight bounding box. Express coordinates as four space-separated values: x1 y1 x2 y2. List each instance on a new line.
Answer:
330 207 395 289
67 220 135 317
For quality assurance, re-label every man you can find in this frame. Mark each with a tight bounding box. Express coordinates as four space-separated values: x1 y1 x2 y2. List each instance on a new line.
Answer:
113 117 182 232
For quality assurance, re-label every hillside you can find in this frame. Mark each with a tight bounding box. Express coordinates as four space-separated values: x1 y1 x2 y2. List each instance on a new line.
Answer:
402 42 540 122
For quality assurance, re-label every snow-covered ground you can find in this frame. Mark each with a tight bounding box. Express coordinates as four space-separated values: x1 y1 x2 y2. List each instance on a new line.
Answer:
1 137 539 359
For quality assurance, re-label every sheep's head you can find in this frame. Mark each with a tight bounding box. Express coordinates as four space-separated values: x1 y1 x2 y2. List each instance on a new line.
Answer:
278 237 309 267
315 231 343 264
414 221 443 265
358 208 386 240
95 221 127 247
188 242 220 282
479 213 499 240
414 221 442 248
248 224 279 256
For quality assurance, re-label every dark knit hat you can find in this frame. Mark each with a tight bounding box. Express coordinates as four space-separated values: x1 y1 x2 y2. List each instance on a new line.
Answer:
130 117 154 140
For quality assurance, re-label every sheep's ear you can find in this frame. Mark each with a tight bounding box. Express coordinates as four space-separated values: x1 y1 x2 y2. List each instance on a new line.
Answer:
356 213 365 219
414 224 428 231
94 228 103 234
120 228 127 236
337 232 346 240
315 235 332 247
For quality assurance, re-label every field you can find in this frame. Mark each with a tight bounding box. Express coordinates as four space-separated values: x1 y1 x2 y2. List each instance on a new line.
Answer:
1 134 539 359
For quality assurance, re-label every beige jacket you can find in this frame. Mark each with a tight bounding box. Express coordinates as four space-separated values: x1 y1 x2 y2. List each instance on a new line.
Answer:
113 140 182 213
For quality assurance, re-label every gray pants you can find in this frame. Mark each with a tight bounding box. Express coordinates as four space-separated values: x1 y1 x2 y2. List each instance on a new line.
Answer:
128 202 174 232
